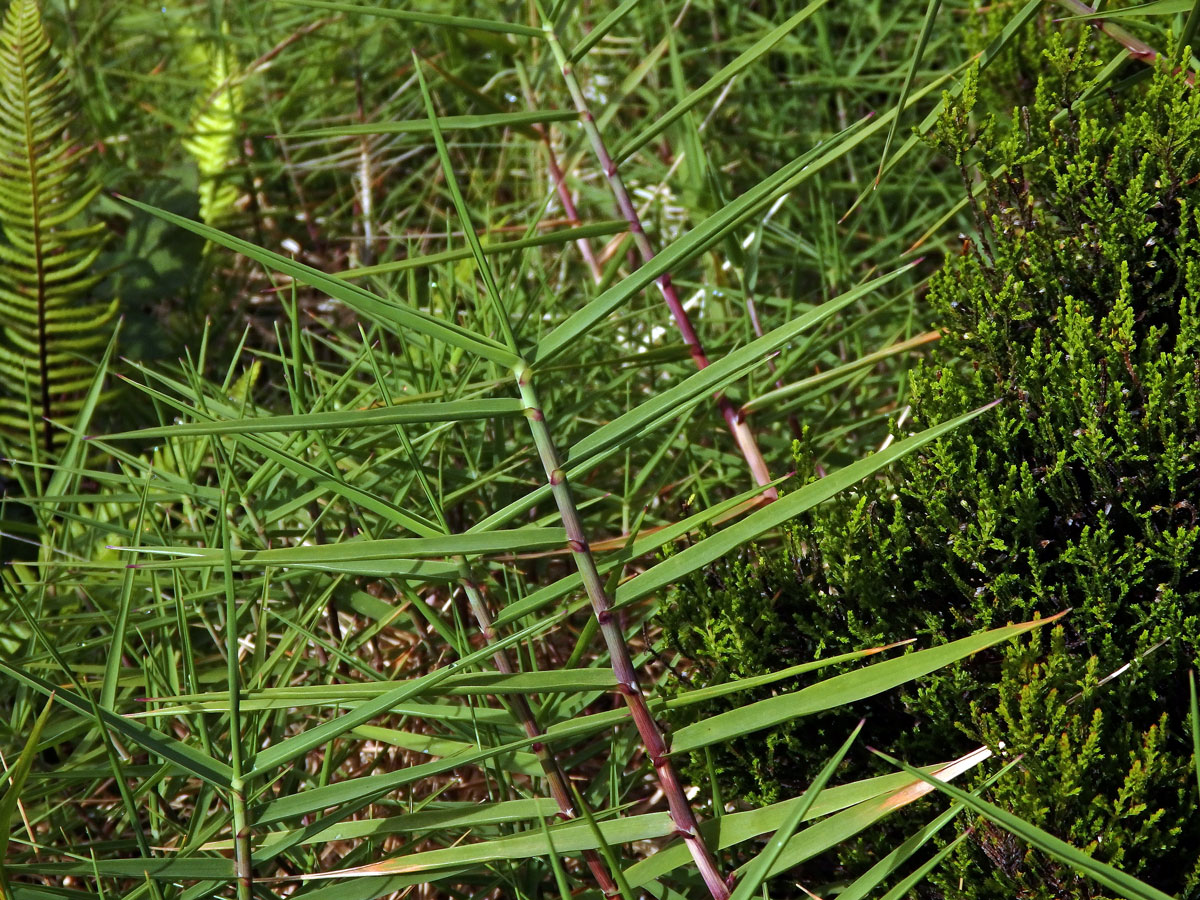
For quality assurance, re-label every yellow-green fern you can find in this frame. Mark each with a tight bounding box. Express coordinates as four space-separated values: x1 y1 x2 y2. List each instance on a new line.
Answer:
0 0 115 456
182 32 242 226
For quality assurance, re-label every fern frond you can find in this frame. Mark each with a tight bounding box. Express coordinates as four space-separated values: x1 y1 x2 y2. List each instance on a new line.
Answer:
182 33 242 226
0 0 115 456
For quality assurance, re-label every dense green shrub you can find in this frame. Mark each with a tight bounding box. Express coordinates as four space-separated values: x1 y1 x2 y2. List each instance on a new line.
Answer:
661 39 1200 898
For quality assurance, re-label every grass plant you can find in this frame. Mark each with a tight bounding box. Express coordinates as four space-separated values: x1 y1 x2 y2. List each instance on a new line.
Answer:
0 1 1195 899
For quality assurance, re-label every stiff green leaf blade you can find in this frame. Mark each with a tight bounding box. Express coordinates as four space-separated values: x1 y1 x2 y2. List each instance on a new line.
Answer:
1066 0 1191 18
740 331 939 416
43 324 121 509
102 399 524 439
1176 0 1200 64
338 221 626 280
300 812 674 879
871 750 1176 900
0 661 232 788
247 615 556 778
132 669 618 715
117 196 523 368
876 830 972 900
858 0 1040 206
291 871 470 900
413 52 518 353
490 477 783 628
0 694 55 864
730 722 863 900
615 0 834 162
100 469 151 711
836 758 1019 900
113 527 566 570
568 0 643 61
615 403 1000 610
6 860 235 880
566 263 916 467
876 0 942 184
283 109 577 138
254 734 541 824
533 117 870 364
199 799 561 852
280 0 545 36
624 748 991 889
670 614 1064 754
667 642 913 711
536 68 957 364
351 726 542 776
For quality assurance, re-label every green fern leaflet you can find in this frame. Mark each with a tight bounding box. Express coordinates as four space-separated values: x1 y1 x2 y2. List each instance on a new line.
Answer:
0 0 114 456
182 32 242 226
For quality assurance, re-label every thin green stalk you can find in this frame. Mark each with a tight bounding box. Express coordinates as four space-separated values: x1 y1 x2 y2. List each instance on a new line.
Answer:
220 484 252 900
415 52 728 897
360 328 622 897
456 568 622 897
516 365 731 900
515 60 603 283
536 4 776 500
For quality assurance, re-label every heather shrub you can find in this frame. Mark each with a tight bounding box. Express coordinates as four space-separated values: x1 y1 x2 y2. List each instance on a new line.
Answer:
661 38 1200 899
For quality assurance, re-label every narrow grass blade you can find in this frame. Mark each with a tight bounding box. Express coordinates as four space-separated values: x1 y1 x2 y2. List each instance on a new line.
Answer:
6 860 235 880
413 53 518 353
118 196 523 368
537 805 576 899
490 477 782 628
836 758 1019 900
1176 0 1200 65
740 331 939 416
671 614 1064 754
133 669 618 714
624 748 991 889
877 830 972 900
567 264 916 466
0 694 55 866
43 324 121 512
876 0 942 185
615 404 999 610
0 662 232 787
730 722 862 899
283 109 577 138
338 221 626 280
1190 670 1199 803
667 642 913 711
857 0 1041 209
200 799 561 851
251 731 567 824
301 812 675 878
280 0 544 36
1065 0 1191 18
533 117 870 363
870 750 1176 900
112 527 567 568
100 470 151 710
615 0 834 162
568 0 642 61
350 726 542 776
247 616 555 778
103 398 524 439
